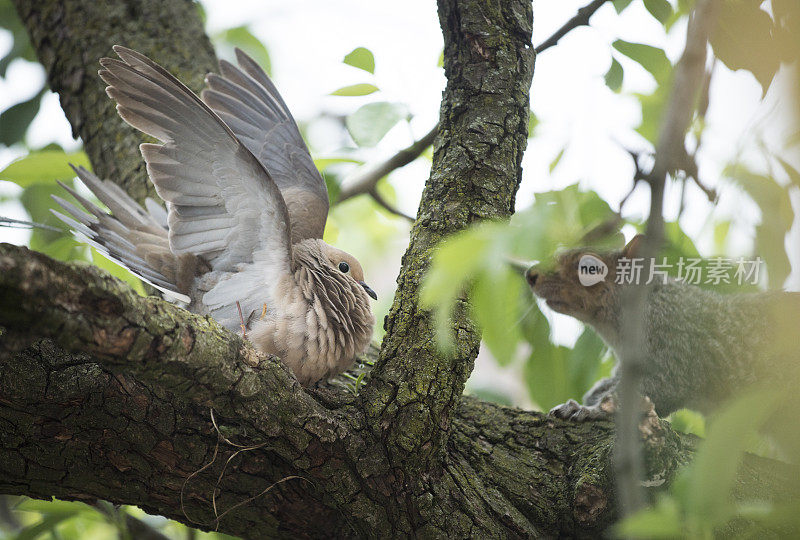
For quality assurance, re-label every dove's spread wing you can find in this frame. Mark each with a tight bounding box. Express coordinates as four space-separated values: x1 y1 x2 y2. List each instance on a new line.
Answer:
202 48 329 243
99 46 293 327
51 166 192 303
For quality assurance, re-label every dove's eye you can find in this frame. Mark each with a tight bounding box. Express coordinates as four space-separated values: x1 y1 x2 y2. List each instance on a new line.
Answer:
338 261 350 273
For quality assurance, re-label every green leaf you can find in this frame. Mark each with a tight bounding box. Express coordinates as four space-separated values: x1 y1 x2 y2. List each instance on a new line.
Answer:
330 83 379 97
510 184 623 261
548 148 565 173
0 89 45 146
524 340 571 411
711 0 779 94
0 150 91 187
20 182 86 262
32 235 83 262
215 26 271 74
668 408 706 437
568 328 606 393
724 164 793 288
16 514 75 540
686 389 780 527
420 227 496 352
345 102 408 147
343 47 375 74
615 496 684 538
322 171 341 204
313 156 364 171
612 40 671 83
644 0 673 25
471 265 525 366
612 0 634 14
527 111 539 138
604 56 624 92
713 220 731 253
420 184 625 403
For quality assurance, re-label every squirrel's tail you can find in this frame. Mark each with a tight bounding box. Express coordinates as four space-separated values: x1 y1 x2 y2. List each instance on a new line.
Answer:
51 165 192 303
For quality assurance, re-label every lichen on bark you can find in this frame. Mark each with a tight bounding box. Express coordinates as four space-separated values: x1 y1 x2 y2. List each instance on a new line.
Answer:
2 0 799 538
360 0 536 478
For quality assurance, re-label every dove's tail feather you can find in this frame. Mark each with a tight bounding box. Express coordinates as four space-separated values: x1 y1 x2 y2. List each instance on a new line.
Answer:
51 165 194 303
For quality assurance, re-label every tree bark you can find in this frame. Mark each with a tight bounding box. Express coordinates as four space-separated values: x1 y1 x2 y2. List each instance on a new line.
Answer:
2 0 798 538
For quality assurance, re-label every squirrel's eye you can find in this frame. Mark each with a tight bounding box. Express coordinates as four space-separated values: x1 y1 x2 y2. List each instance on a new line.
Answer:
338 261 350 273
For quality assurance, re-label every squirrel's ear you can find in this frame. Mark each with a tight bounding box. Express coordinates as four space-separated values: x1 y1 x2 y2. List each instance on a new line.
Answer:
622 234 645 258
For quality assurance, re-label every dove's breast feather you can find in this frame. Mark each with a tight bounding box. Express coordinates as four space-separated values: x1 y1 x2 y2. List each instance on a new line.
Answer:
248 242 375 385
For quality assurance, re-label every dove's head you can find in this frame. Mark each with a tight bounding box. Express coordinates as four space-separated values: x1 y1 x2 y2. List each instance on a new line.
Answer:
295 239 377 301
320 243 378 301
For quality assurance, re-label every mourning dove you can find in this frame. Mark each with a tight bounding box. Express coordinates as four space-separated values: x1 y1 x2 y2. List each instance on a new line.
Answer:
52 46 376 385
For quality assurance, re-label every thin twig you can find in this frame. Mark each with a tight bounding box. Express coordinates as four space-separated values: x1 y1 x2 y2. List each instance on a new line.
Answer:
181 436 221 526
534 0 611 54
181 409 310 531
336 1 611 206
369 189 414 222
615 0 719 518
213 476 309 531
0 216 63 233
337 125 438 203
236 301 247 340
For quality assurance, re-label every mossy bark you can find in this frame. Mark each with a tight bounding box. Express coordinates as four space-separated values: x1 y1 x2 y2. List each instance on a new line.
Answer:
1 250 796 537
2 0 799 538
360 0 535 478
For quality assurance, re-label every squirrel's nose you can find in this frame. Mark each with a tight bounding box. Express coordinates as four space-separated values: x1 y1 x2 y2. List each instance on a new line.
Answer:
525 267 538 287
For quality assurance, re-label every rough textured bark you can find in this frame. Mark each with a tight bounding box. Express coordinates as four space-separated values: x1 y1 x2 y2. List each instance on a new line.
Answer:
11 0 217 203
2 0 798 538
360 0 535 477
1 249 796 537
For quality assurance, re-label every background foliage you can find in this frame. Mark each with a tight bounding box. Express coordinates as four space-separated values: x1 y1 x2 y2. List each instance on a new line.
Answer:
1 0 799 538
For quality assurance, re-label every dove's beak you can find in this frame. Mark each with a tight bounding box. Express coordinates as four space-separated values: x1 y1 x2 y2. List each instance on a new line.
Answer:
359 281 378 300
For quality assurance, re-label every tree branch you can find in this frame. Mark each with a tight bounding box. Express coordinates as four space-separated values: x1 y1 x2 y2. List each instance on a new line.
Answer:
615 0 719 516
337 125 438 204
1 241 795 537
0 243 377 536
6 1 790 537
359 0 535 476
337 0 611 207
535 0 611 54
368 190 415 222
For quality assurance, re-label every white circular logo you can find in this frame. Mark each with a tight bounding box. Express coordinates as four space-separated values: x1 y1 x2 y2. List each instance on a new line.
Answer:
577 254 608 286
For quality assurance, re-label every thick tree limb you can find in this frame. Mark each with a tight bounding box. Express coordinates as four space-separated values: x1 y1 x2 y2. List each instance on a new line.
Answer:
1 248 795 537
4 0 796 537
359 0 535 476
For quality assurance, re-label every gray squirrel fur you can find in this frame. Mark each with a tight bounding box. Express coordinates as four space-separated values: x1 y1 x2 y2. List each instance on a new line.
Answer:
526 235 800 421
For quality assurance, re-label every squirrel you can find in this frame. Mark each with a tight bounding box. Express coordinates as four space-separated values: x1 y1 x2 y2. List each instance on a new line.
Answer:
525 235 800 422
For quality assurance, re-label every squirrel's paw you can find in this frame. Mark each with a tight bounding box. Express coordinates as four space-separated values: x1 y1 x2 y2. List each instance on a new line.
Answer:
548 399 611 421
